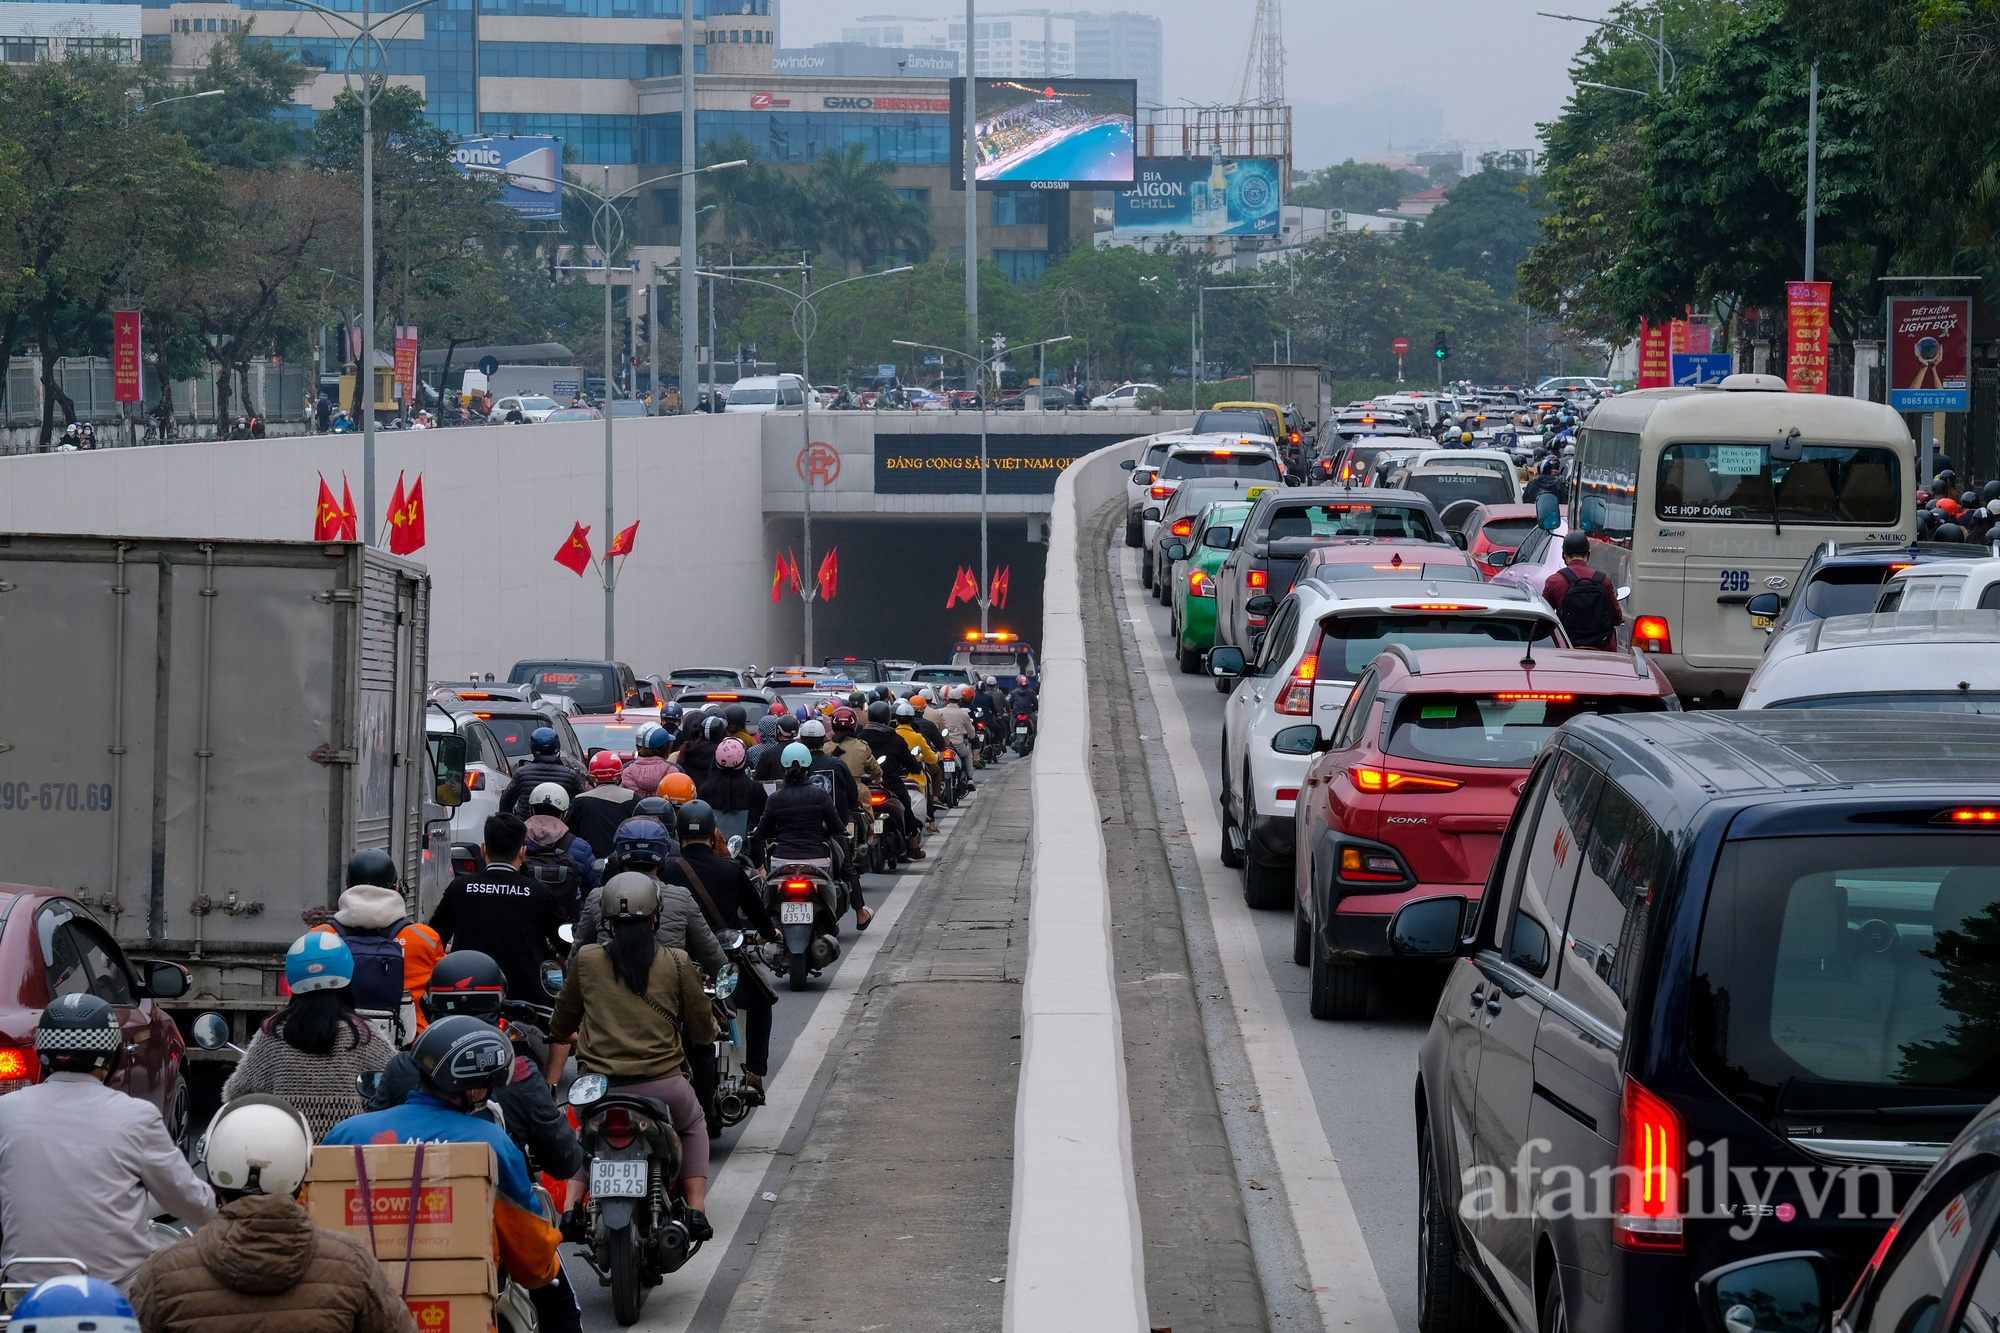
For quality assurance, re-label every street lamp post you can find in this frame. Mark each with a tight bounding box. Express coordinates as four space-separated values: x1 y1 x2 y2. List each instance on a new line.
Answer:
1537 10 1676 92
894 334 1071 634
467 159 743 657
1194 283 1280 409
704 266 913 662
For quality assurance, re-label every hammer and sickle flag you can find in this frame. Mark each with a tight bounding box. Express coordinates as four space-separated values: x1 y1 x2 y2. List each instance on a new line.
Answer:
312 475 342 540
554 522 593 577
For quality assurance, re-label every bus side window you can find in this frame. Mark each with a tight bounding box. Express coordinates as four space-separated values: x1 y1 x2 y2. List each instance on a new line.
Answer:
1577 429 1639 548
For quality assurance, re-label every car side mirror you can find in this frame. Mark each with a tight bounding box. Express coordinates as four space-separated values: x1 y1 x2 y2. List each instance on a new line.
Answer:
1120 458 1137 470
1143 507 1161 522
1694 1252 1830 1333
1134 469 1156 485
1246 594 1277 617
1205 646 1246 678
1284 473 1302 486
1163 540 1188 561
1485 550 1512 569
1451 532 1468 550
1388 896 1469 958
1203 526 1234 549
1271 724 1320 754
144 960 189 999
431 733 469 807
1745 592 1782 617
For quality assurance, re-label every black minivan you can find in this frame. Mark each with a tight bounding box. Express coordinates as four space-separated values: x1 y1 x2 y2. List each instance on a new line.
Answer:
1389 711 2000 1333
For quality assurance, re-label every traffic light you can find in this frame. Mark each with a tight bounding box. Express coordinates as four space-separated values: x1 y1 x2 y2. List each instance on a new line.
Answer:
637 311 650 344
1434 329 1450 360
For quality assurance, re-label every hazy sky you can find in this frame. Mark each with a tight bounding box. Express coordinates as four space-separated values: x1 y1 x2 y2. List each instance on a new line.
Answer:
780 0 1621 159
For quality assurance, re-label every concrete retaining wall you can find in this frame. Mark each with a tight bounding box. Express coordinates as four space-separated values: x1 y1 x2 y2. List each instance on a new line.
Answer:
0 415 768 679
1006 432 1150 1331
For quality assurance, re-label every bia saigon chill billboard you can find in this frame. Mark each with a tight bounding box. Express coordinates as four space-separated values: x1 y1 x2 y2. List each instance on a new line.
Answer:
1113 156 1283 238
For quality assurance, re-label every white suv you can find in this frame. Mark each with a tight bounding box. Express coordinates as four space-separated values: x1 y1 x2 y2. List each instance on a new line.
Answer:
1091 381 1162 410
1207 574 1564 909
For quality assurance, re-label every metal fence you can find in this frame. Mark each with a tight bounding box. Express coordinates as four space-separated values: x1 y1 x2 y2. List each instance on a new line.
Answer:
0 357 309 428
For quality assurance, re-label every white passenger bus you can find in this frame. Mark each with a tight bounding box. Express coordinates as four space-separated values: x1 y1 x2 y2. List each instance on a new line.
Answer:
1572 375 1917 702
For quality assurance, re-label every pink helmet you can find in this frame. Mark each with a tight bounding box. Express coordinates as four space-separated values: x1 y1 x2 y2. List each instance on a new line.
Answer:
715 738 746 770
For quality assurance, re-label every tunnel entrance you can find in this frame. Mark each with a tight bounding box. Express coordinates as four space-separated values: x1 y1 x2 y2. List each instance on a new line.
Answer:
762 515 1049 668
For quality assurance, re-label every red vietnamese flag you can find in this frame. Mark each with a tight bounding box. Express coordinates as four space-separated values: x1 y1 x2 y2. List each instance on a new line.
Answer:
946 566 979 609
817 547 838 601
338 474 358 540
771 550 788 603
609 521 639 558
770 549 801 602
991 566 1010 610
787 549 803 594
385 472 407 549
400 476 426 554
313 475 342 540
554 522 593 576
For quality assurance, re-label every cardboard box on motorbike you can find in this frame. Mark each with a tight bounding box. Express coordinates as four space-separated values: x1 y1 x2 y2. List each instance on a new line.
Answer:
303 1142 498 1262
386 1257 499 1333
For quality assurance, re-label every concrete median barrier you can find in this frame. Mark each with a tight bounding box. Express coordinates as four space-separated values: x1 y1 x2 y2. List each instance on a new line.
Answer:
1006 433 1149 1332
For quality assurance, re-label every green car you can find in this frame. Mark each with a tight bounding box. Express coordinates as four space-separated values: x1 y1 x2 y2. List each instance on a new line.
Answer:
1167 499 1254 674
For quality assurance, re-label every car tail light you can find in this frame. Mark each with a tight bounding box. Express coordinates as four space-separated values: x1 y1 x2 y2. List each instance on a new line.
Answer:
602 1107 636 1150
1497 692 1573 701
466 770 485 791
1188 570 1215 598
1150 485 1171 499
1275 655 1317 715
1613 1076 1683 1251
1939 808 2000 824
1350 767 1462 793
1247 569 1267 588
1289 431 1301 445
0 1047 35 1095
1276 787 1299 802
1633 616 1672 653
1392 604 1474 611
1339 846 1407 882
1171 518 1194 538
782 877 814 898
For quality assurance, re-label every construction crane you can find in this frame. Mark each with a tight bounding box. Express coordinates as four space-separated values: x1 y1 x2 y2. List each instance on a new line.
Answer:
1235 0 1287 107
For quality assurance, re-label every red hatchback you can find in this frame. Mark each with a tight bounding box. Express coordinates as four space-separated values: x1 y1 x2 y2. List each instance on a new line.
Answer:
1291 647 1677 1019
0 886 193 1142
1458 502 1544 580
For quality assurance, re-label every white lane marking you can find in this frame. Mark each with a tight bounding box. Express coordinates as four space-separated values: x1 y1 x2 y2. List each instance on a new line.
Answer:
622 805 965 1331
1117 548 1397 1333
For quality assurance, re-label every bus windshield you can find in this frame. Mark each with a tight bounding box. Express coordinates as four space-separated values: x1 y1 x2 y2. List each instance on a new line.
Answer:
1656 443 1901 524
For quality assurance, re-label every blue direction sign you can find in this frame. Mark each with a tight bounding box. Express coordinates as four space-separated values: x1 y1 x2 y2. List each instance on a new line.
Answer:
1672 352 1732 386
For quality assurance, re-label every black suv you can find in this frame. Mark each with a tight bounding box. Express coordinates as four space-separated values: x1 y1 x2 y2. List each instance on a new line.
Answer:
1390 711 2000 1333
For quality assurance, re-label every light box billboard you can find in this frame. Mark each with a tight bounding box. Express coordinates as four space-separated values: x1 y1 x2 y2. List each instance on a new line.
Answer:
1113 156 1283 238
952 77 1136 189
451 136 563 222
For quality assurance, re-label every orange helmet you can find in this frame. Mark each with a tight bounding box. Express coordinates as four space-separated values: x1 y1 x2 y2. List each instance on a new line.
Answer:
658 772 698 804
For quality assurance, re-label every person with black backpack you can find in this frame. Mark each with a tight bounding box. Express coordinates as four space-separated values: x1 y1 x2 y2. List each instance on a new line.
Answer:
522 783 599 917
1541 530 1624 650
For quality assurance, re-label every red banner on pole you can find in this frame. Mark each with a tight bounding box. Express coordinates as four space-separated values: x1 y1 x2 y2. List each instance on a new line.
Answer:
393 326 418 402
113 312 143 403
1636 319 1671 389
1669 318 1690 355
1786 282 1832 394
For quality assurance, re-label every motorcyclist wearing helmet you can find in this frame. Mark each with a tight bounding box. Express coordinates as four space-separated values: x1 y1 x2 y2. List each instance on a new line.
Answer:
660 801 777 1090
498 727 586 816
894 701 942 826
576 838 726 976
324 1017 566 1296
828 706 882 783
0 993 217 1290
906 693 950 756
930 688 980 780
429 813 574 1003
723 704 755 748
1522 457 1569 506
13 1276 148 1333
621 725 682 796
752 744 848 876
751 713 804 780
677 714 729 789
222 933 393 1140
522 783 599 912
745 713 785 772
859 701 925 857
545 875 720 1239
697 737 768 831
979 677 1011 735
311 847 445 1033
1007 675 1038 718
568 750 636 858
130 1098 419 1332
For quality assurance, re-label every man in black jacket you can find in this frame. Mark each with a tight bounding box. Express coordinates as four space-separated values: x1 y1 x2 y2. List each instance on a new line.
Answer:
858 702 925 859
661 802 776 1090
428 813 572 1001
566 752 635 857
497 727 586 816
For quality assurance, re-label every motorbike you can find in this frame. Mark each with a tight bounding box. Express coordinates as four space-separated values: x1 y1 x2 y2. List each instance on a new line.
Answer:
864 783 907 870
706 930 764 1132
764 861 847 991
563 1071 702 1326
1011 711 1037 757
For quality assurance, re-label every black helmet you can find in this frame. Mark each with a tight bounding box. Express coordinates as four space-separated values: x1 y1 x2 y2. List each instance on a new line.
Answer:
347 847 398 889
1964 491 1982 511
676 798 715 842
1561 529 1590 559
36 992 121 1076
412 1015 515 1095
1937 522 1968 542
633 796 673 820
723 704 748 730
702 715 728 743
420 951 507 1023
529 727 560 759
1984 480 2000 505
867 700 893 724
873 685 894 702
612 816 672 870
776 713 800 736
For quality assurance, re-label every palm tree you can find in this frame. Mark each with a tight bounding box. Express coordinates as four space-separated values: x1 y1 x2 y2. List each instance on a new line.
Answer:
805 142 932 274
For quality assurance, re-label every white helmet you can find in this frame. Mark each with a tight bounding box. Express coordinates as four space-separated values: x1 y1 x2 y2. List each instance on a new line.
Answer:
528 781 571 814
201 1095 313 1197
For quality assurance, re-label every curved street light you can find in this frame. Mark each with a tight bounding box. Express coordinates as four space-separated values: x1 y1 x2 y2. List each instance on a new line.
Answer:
1537 10 1677 91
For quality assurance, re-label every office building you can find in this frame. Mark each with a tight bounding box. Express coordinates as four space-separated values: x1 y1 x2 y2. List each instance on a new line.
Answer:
842 11 1075 79
2 2 141 64
1066 10 1160 109
775 40 959 78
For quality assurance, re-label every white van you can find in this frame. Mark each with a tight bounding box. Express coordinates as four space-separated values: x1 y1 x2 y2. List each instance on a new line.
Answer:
1875 557 2000 612
723 375 808 412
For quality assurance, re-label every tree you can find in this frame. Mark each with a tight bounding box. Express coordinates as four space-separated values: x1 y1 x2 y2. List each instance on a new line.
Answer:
1407 160 1549 294
1291 159 1426 214
1518 125 1648 348
806 142 932 273
1029 244 1179 382
140 24 313 169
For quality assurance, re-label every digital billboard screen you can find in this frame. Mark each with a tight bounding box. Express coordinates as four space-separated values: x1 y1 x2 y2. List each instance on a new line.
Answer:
952 78 1136 189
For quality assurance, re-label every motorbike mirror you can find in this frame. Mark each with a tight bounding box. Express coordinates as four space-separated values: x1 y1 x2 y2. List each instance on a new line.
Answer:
567 1072 608 1108
557 923 576 946
715 963 739 1001
716 928 745 952
355 1070 380 1102
542 961 566 997
190 1012 234 1052
728 835 744 857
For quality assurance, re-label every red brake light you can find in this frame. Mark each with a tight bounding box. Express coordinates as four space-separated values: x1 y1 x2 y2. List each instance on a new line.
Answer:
782 878 814 898
870 791 887 805
465 770 485 790
1188 570 1215 598
1171 518 1194 538
0 1047 33 1094
1613 1076 1683 1250
1496 692 1573 701
602 1107 636 1150
1150 485 1171 499
1942 809 2000 824
1392 604 1474 611
1247 570 1268 588
1350 767 1463 793
1632 616 1672 654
